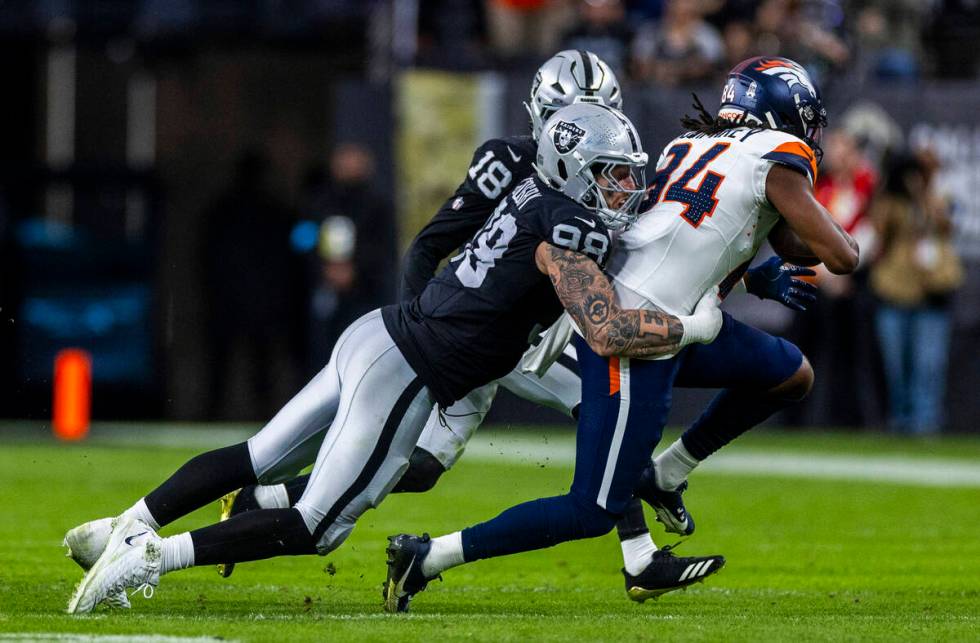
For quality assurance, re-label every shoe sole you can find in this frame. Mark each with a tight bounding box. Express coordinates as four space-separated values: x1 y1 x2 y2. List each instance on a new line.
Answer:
67 517 138 614
651 504 694 537
626 560 725 604
64 522 130 610
216 489 240 578
383 537 413 614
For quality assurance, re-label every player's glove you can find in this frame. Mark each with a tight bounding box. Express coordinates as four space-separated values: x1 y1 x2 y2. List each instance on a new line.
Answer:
744 256 817 312
679 286 722 347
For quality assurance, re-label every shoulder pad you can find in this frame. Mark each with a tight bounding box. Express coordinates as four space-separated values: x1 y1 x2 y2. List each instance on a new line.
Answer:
533 187 612 266
479 136 534 169
752 131 818 184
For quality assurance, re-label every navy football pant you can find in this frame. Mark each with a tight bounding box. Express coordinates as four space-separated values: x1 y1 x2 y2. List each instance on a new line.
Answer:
460 313 803 561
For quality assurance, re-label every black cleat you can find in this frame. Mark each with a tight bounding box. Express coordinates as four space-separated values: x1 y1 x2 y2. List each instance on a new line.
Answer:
624 546 725 603
215 486 260 578
383 533 437 613
636 462 695 536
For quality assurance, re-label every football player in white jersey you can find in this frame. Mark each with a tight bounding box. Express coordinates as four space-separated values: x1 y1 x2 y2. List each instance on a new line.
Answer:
385 56 859 611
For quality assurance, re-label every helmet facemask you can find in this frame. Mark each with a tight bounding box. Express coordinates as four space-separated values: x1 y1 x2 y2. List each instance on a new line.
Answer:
800 103 828 165
577 157 647 230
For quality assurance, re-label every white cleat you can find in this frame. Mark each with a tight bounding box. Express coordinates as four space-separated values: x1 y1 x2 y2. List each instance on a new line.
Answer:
67 517 161 614
64 517 130 609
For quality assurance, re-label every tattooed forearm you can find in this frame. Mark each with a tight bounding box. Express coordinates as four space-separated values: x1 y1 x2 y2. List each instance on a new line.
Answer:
542 244 684 358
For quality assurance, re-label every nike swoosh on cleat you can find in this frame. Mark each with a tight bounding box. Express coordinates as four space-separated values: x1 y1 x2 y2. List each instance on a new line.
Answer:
395 553 416 596
507 146 522 163
124 532 149 547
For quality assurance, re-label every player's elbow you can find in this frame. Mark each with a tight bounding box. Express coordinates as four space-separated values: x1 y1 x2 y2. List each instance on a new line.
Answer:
586 335 616 358
824 246 859 275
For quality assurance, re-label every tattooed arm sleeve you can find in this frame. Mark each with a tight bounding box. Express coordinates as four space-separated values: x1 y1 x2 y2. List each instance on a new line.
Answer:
536 242 685 359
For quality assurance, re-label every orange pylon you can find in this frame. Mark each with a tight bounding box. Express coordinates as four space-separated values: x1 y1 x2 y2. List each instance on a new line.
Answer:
53 349 92 441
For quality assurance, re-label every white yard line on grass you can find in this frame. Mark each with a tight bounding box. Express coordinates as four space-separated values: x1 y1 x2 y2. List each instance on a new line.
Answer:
463 435 980 488
0 636 231 643
50 425 980 489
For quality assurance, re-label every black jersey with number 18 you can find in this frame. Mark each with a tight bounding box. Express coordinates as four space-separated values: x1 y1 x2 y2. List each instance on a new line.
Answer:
400 135 537 299
383 176 612 406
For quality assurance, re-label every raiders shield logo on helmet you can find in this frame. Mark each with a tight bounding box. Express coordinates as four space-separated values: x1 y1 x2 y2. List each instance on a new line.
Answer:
553 121 586 154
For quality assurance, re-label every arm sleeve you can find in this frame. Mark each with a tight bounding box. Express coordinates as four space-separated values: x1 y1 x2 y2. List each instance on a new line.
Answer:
400 198 492 300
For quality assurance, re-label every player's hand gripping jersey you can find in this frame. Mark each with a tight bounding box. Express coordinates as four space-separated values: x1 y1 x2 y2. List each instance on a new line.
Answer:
401 135 537 299
608 126 818 317
384 176 612 406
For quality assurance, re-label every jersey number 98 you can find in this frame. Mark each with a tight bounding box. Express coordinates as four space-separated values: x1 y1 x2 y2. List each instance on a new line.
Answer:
552 223 609 264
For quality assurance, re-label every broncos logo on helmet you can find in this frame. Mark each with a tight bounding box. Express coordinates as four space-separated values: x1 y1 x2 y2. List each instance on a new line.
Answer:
754 59 818 99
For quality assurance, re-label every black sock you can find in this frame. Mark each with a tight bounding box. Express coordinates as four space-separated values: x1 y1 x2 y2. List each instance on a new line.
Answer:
681 389 797 460
191 508 317 565
144 442 257 527
284 475 311 505
232 485 260 513
615 498 650 541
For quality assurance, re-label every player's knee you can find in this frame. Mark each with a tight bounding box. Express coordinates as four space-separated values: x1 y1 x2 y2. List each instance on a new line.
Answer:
769 355 814 402
392 448 446 493
570 493 618 538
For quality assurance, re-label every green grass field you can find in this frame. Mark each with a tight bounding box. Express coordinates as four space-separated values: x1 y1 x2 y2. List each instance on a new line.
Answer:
1 425 978 642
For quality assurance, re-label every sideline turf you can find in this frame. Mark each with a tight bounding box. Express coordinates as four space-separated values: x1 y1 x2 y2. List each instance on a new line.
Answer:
0 427 977 642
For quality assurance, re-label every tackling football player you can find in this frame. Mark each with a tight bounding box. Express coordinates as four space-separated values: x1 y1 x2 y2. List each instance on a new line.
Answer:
64 51 811 609
212 51 816 597
384 56 859 612
65 104 726 614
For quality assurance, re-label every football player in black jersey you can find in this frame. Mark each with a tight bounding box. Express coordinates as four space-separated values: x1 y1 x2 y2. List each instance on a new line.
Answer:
66 104 727 614
213 50 813 593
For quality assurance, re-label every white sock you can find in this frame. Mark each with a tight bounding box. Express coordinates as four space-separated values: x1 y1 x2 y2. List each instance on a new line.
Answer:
653 439 700 491
159 532 195 575
253 484 290 509
621 534 658 576
120 498 161 531
421 532 464 577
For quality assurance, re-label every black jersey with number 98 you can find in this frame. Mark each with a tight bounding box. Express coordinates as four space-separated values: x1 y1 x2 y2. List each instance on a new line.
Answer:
383 176 612 406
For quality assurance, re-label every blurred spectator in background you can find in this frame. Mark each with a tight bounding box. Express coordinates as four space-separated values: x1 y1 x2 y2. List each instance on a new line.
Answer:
814 129 879 264
925 0 980 79
753 0 849 86
561 0 634 76
632 0 723 84
301 143 396 304
417 0 491 69
485 0 575 63
790 129 881 427
719 17 756 72
296 143 396 374
202 150 302 420
304 216 377 375
869 151 964 435
851 1 926 82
